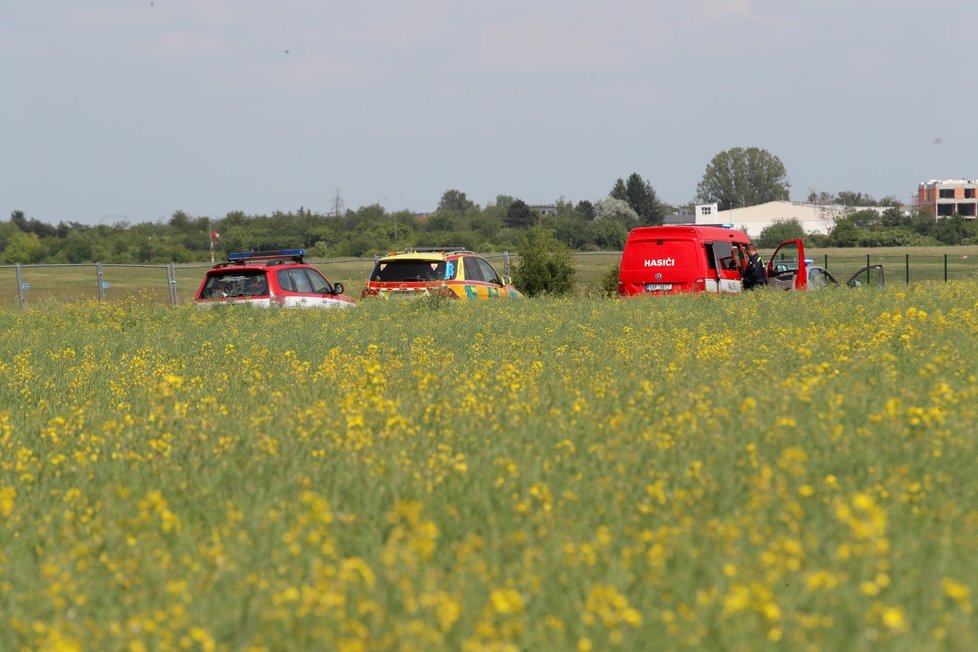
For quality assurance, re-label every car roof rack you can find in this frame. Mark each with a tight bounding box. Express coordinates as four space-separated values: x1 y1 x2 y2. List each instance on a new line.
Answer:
215 249 305 267
401 246 473 254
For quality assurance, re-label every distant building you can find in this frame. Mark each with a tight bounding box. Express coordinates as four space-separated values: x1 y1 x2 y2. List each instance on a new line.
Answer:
530 204 558 216
664 201 887 239
663 205 696 224
663 203 719 225
917 179 978 218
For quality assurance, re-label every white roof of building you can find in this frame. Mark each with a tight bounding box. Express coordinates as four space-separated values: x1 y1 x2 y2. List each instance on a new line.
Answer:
920 179 977 185
707 200 885 237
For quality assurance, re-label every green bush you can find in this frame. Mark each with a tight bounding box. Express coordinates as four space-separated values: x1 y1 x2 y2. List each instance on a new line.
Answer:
584 264 620 298
513 226 577 297
756 218 806 248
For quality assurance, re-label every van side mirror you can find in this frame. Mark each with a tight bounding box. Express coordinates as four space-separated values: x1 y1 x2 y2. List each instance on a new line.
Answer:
333 282 345 295
501 276 512 286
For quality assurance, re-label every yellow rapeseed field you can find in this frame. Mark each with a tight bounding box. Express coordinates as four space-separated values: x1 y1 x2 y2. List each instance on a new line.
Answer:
1 284 977 651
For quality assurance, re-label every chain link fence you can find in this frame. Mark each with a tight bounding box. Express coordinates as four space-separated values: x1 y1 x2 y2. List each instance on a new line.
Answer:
3 251 978 309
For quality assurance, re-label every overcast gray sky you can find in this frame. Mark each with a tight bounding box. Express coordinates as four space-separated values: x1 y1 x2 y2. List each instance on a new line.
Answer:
2 0 975 225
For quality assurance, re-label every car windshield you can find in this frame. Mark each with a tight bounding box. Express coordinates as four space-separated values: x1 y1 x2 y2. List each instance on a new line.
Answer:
371 259 448 282
200 270 268 298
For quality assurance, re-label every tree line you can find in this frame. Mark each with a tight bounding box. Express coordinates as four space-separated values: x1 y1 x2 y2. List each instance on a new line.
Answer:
0 172 668 264
1 147 973 265
754 210 978 249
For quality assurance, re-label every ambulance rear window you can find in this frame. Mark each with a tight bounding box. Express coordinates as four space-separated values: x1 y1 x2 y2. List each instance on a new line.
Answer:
370 259 448 282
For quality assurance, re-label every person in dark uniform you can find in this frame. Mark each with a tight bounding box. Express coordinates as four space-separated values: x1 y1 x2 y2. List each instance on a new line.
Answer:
742 243 767 290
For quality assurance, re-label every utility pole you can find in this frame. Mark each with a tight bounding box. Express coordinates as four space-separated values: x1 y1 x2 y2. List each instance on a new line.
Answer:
331 188 345 217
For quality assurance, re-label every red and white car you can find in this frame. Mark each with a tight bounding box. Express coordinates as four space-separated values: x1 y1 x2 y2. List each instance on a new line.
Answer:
194 250 355 308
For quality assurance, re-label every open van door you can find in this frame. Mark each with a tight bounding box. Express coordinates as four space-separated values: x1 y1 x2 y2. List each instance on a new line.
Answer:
766 240 807 290
846 264 884 288
706 239 744 293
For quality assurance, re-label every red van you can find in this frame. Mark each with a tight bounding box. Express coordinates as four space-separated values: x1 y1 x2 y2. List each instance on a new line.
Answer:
617 227 885 296
617 225 753 296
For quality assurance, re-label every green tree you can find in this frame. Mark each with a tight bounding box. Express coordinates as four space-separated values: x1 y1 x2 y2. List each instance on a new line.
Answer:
513 226 576 297
575 200 595 221
807 190 836 204
493 195 517 214
847 208 881 229
932 215 977 245
594 198 639 227
696 147 790 210
583 264 620 298
756 219 806 248
610 178 627 201
427 211 461 232
56 230 97 263
880 207 911 228
540 200 594 249
10 210 56 238
0 230 43 263
826 217 866 247
438 189 475 213
593 219 629 250
611 173 665 225
505 199 537 229
836 191 876 207
547 214 594 249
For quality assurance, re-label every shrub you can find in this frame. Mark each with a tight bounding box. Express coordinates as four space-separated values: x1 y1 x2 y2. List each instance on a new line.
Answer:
513 226 577 297
585 264 620 298
756 219 806 248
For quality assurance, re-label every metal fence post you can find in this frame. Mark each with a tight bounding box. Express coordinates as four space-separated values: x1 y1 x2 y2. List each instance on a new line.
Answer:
905 254 910 285
15 264 26 310
96 262 106 301
944 254 948 282
168 263 178 306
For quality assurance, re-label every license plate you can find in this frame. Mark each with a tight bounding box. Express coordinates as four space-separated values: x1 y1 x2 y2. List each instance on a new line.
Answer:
385 290 422 299
645 283 672 292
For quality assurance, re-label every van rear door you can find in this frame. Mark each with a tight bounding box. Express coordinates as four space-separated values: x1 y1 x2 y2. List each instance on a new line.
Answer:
705 240 744 293
619 235 701 294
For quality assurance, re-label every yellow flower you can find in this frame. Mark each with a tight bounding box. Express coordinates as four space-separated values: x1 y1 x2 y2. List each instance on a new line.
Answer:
881 606 907 633
490 588 525 615
0 486 15 518
942 577 972 612
860 581 880 596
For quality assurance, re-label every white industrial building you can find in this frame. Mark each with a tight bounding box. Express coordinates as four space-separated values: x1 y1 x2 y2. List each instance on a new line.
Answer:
666 201 886 239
